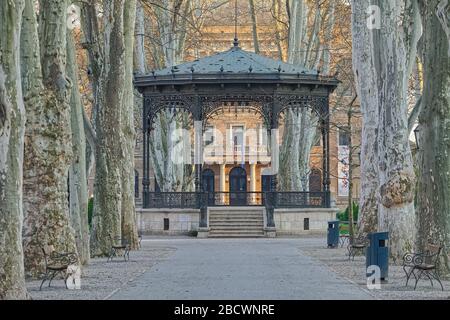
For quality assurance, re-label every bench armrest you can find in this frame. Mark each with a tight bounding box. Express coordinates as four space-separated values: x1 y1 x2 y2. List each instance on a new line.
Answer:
403 251 439 267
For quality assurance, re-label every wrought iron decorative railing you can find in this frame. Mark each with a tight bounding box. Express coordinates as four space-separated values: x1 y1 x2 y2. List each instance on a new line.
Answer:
144 191 330 208
273 191 330 208
146 192 199 208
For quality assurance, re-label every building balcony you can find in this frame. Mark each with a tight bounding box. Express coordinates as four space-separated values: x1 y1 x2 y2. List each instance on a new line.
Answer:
203 144 271 164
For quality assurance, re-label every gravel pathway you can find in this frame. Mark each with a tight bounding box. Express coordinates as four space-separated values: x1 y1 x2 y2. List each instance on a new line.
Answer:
299 236 450 300
26 235 450 300
111 238 372 300
26 240 176 300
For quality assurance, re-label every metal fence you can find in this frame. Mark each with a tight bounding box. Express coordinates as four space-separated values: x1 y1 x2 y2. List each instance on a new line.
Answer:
144 191 330 208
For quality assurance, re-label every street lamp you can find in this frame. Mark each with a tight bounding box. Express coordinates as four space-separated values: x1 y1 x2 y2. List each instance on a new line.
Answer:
414 127 420 150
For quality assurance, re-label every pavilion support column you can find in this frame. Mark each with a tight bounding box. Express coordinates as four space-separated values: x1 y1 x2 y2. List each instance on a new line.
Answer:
193 102 209 237
142 97 151 208
264 100 279 234
321 98 331 207
219 163 226 204
250 163 257 204
194 119 204 194
270 127 279 192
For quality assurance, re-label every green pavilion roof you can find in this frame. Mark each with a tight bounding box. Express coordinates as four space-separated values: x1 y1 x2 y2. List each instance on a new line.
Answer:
152 45 316 76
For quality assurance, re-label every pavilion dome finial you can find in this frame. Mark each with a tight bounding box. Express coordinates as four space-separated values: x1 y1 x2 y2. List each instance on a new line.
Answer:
233 37 239 48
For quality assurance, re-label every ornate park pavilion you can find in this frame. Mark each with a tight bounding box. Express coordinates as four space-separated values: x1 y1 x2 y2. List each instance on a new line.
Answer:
134 40 339 237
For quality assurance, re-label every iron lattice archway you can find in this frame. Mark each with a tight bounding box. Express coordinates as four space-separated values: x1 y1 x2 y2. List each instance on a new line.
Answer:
143 93 330 132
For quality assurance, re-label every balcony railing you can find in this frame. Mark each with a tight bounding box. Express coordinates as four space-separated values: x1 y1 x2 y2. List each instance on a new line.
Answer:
144 191 330 208
203 145 270 156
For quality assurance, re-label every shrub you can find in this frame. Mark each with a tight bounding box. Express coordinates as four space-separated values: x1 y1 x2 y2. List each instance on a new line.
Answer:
336 201 359 222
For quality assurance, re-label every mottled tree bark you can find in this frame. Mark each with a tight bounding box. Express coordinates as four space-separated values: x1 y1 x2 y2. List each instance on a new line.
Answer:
149 0 194 192
351 0 379 237
134 0 147 75
287 0 308 66
90 0 127 256
121 0 139 249
280 0 333 192
67 30 90 265
0 0 28 300
272 0 284 60
352 0 421 260
248 0 260 54
279 108 317 191
22 0 78 276
416 0 450 273
79 0 102 179
373 0 421 261
81 0 139 255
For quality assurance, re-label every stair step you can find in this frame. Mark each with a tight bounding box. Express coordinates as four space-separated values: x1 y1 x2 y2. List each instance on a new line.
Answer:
210 220 263 222
210 214 264 217
209 217 264 222
209 229 265 233
208 234 265 238
210 226 264 230
210 212 263 215
209 222 264 228
210 223 263 226
209 233 264 236
207 208 265 238
209 216 264 220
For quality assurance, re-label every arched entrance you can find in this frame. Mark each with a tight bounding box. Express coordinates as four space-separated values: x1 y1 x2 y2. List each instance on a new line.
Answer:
229 166 247 205
202 169 215 205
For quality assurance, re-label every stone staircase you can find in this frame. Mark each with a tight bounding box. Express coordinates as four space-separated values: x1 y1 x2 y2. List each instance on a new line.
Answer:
208 207 265 238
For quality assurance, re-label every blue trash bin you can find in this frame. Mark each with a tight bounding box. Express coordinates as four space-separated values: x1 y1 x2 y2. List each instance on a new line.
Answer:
366 232 389 281
327 220 339 248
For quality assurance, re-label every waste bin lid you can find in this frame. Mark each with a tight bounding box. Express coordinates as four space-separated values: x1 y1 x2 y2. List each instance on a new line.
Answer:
368 231 389 238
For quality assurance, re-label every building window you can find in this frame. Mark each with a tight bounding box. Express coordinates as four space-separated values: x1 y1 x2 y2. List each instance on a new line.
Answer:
232 126 244 145
258 125 266 144
164 218 169 230
304 218 310 231
338 127 351 146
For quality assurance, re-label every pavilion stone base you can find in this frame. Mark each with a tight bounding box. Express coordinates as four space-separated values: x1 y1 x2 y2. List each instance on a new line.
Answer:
137 208 200 236
264 227 277 238
274 208 339 235
196 227 210 238
136 207 338 236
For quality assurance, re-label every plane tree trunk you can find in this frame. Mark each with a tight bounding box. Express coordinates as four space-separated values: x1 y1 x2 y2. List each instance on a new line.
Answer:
352 0 421 260
90 0 127 256
416 0 450 273
351 0 379 237
67 29 90 265
0 0 29 299
280 0 334 192
21 0 78 276
121 0 139 249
